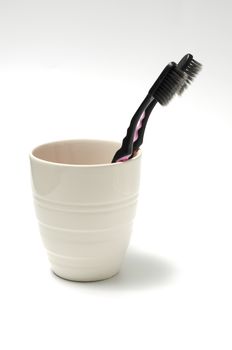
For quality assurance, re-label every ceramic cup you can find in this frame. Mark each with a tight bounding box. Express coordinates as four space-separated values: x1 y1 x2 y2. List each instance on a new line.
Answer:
30 139 141 281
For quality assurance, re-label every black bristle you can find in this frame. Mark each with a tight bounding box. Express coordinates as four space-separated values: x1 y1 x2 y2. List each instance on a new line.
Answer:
152 65 187 105
177 54 202 95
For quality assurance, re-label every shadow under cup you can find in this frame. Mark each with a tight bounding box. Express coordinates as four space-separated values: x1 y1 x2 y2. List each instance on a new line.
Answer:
30 140 141 281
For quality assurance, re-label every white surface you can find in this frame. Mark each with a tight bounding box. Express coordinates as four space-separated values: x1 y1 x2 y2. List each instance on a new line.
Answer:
30 140 141 281
0 0 232 349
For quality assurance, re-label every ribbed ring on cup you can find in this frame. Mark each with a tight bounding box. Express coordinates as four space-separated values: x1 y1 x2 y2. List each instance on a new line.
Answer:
33 194 138 281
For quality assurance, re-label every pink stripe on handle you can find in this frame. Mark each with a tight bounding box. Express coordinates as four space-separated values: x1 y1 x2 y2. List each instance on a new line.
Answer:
116 111 145 162
133 111 145 143
116 154 130 162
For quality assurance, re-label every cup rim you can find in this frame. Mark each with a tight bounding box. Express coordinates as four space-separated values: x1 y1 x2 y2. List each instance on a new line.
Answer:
29 139 142 168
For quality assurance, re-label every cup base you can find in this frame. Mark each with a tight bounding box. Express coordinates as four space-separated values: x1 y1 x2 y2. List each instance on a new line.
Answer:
47 249 124 282
52 267 120 282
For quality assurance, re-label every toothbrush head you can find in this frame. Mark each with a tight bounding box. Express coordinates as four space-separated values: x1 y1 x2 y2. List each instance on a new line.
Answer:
177 53 202 95
148 62 187 106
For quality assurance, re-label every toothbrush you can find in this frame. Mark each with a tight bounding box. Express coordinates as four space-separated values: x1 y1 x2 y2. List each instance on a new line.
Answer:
131 54 202 155
112 54 202 163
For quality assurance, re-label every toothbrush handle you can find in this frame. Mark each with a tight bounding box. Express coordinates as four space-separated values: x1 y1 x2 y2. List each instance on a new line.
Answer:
131 99 157 153
112 94 153 163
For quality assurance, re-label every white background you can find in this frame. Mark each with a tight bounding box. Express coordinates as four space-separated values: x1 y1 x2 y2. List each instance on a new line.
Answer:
1 0 232 349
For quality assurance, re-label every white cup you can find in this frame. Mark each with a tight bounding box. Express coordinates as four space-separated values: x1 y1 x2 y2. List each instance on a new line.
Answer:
30 139 141 281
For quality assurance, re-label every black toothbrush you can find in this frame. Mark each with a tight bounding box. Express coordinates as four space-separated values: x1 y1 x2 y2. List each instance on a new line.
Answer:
131 54 202 155
112 53 202 163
